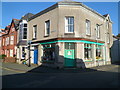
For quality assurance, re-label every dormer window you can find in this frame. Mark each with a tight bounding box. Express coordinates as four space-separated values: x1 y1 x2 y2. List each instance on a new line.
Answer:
12 27 15 32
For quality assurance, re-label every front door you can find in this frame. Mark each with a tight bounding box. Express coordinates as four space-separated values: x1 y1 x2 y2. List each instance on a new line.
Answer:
34 46 38 64
64 42 75 67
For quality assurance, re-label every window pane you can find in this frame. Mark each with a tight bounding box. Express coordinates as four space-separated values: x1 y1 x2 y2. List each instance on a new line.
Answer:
65 17 74 33
24 24 27 27
45 20 50 35
65 43 75 49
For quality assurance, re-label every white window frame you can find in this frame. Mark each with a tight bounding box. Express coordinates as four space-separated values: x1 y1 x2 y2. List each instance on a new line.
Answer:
10 36 14 45
86 19 91 35
23 28 27 39
33 25 37 39
45 20 50 36
96 24 100 38
3 38 4 46
107 33 110 43
10 49 13 57
65 17 74 33
0 38 1 47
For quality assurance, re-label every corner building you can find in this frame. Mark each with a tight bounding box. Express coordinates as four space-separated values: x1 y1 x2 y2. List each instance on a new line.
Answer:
28 1 113 68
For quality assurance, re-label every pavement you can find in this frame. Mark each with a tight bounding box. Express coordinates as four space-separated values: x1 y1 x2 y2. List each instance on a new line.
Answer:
1 62 120 74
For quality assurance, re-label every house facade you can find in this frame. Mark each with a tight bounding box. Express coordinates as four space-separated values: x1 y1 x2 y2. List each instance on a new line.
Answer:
28 1 113 68
16 13 34 64
1 19 19 62
110 35 120 64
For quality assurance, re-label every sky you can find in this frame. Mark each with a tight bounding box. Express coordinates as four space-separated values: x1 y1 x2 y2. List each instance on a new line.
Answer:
1 2 119 35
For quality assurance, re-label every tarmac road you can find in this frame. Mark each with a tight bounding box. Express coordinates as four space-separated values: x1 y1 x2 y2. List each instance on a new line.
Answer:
1 63 120 88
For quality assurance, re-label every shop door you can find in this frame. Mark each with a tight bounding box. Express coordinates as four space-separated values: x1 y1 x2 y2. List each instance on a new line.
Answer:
64 43 75 67
34 46 38 64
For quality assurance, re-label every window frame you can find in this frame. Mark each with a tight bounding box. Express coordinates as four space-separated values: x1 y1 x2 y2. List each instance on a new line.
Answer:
86 19 91 36
10 36 14 45
32 25 37 39
65 16 74 33
84 43 92 61
96 24 100 39
45 20 50 36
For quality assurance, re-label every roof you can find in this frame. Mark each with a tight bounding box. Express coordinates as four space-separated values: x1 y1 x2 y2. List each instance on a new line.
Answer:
103 14 109 17
113 35 120 39
29 0 108 21
20 13 34 21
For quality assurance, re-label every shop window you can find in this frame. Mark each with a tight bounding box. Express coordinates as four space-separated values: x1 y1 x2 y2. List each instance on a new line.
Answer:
84 44 92 61
65 42 75 49
42 43 55 62
96 45 102 60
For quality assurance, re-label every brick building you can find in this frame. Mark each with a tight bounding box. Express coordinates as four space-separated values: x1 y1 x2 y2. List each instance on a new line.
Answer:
1 19 19 62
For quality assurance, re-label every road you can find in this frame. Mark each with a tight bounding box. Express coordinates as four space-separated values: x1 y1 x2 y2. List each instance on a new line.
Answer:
1 64 120 88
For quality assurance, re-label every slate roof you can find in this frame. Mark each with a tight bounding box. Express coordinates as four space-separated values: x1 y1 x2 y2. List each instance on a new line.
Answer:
20 13 34 21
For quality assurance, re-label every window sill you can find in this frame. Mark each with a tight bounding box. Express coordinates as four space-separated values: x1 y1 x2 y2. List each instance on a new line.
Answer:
44 35 50 37
64 33 75 35
32 38 37 40
86 34 91 37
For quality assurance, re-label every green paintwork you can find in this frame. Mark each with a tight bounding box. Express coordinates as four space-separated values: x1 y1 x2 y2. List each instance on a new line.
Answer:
64 49 75 67
39 40 104 45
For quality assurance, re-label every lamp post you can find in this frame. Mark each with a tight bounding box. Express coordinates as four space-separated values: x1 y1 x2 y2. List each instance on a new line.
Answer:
28 40 31 67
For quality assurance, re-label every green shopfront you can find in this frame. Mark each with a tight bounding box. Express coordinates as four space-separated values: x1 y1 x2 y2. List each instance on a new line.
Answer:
38 39 105 68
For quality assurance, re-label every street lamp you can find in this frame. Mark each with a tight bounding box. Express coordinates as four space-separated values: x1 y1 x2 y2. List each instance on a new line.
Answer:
28 40 32 67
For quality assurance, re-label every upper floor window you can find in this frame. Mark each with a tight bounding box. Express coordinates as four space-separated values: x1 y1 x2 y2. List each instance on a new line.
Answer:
65 17 74 33
86 19 91 35
33 25 37 39
106 20 109 30
107 33 110 43
10 36 14 45
3 38 4 46
12 27 15 32
6 37 9 46
45 20 50 36
96 24 100 39
0 38 1 47
23 28 27 39
24 24 27 27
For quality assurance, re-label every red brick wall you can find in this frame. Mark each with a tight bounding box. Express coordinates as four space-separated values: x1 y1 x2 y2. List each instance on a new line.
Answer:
4 57 16 63
2 22 18 57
